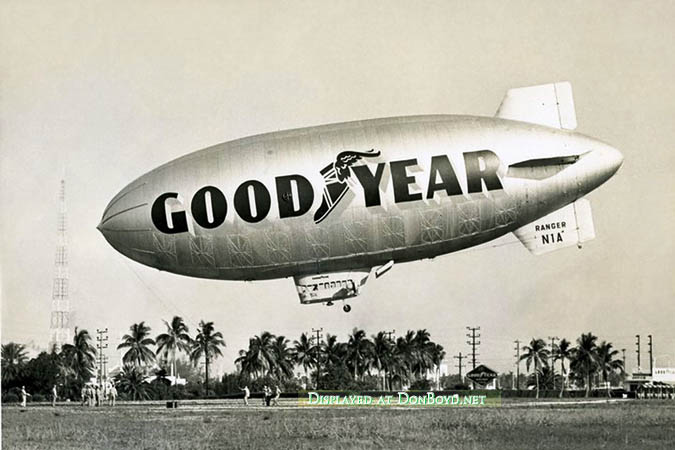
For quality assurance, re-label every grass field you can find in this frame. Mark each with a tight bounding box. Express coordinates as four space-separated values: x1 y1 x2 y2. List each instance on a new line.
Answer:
2 399 674 449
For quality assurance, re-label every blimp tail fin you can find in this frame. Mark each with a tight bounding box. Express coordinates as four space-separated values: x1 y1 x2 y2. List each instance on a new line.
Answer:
496 81 577 130
513 199 595 255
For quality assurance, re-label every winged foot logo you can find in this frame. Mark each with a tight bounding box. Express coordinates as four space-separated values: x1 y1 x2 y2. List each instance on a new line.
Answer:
313 149 381 224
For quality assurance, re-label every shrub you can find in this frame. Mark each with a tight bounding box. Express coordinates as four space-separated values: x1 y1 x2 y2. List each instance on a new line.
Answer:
2 392 19 403
409 379 432 390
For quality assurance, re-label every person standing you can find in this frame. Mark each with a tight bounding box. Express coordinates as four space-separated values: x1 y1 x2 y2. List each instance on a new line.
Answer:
20 386 31 408
51 384 58 407
108 383 117 407
80 385 88 406
240 385 250 406
272 385 281 406
262 385 270 406
94 385 100 407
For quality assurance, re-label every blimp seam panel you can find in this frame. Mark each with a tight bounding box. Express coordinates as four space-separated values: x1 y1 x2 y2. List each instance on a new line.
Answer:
148 115 480 173
99 228 152 233
99 203 148 226
213 231 503 275
129 247 155 255
102 182 147 220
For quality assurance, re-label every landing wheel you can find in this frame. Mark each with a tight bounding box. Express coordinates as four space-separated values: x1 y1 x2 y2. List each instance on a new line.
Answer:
326 301 334 307
343 304 351 313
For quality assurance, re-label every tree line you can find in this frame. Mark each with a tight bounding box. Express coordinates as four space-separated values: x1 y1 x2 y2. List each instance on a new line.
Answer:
1 317 225 402
2 321 626 402
236 328 445 391
519 333 624 398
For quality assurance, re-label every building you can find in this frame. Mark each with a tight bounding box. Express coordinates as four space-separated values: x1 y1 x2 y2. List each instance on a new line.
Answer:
466 364 498 390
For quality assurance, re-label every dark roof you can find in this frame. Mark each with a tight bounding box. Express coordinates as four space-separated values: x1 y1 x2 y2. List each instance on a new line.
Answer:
466 364 498 376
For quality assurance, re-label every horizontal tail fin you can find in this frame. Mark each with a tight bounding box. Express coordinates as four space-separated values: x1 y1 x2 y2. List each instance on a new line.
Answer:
513 199 595 255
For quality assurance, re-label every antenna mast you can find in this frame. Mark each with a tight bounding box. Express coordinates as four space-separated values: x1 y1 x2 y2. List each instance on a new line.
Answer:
49 179 71 351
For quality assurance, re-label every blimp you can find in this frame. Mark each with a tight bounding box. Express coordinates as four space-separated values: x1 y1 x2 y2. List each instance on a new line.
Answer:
99 82 622 312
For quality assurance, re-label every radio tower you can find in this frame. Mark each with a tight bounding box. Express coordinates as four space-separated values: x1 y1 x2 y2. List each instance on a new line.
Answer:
49 179 71 351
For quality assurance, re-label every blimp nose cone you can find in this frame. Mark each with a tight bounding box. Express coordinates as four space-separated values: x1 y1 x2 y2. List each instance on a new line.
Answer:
97 182 150 256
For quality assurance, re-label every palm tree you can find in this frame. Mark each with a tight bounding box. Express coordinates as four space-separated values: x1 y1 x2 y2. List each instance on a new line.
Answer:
270 335 294 381
320 334 350 389
115 364 152 400
322 334 348 370
431 343 446 390
151 367 171 399
596 341 624 397
61 328 96 386
411 329 435 381
1 342 28 384
292 333 315 388
527 365 558 391
190 320 226 397
117 322 156 367
236 332 275 380
254 332 276 377
520 338 549 398
388 350 408 390
553 338 573 398
155 316 192 378
346 328 372 380
571 332 599 397
394 331 416 388
56 352 77 396
235 345 263 380
371 332 393 390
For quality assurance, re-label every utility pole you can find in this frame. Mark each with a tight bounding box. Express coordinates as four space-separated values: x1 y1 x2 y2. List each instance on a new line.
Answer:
382 330 395 390
548 336 558 390
514 340 521 391
102 355 109 381
466 326 480 370
454 352 465 383
621 348 626 378
466 327 480 390
381 330 395 390
635 334 641 372
648 335 653 375
96 328 109 385
311 328 323 389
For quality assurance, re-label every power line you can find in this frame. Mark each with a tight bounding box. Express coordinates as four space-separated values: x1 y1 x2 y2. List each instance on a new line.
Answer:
514 339 521 391
119 257 190 322
636 334 641 371
548 336 558 390
102 355 109 381
466 326 480 370
648 335 653 375
454 352 465 381
96 328 109 385
311 328 323 389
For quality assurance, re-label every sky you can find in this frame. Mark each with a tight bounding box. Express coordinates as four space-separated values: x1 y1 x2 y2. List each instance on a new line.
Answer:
1 0 674 377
